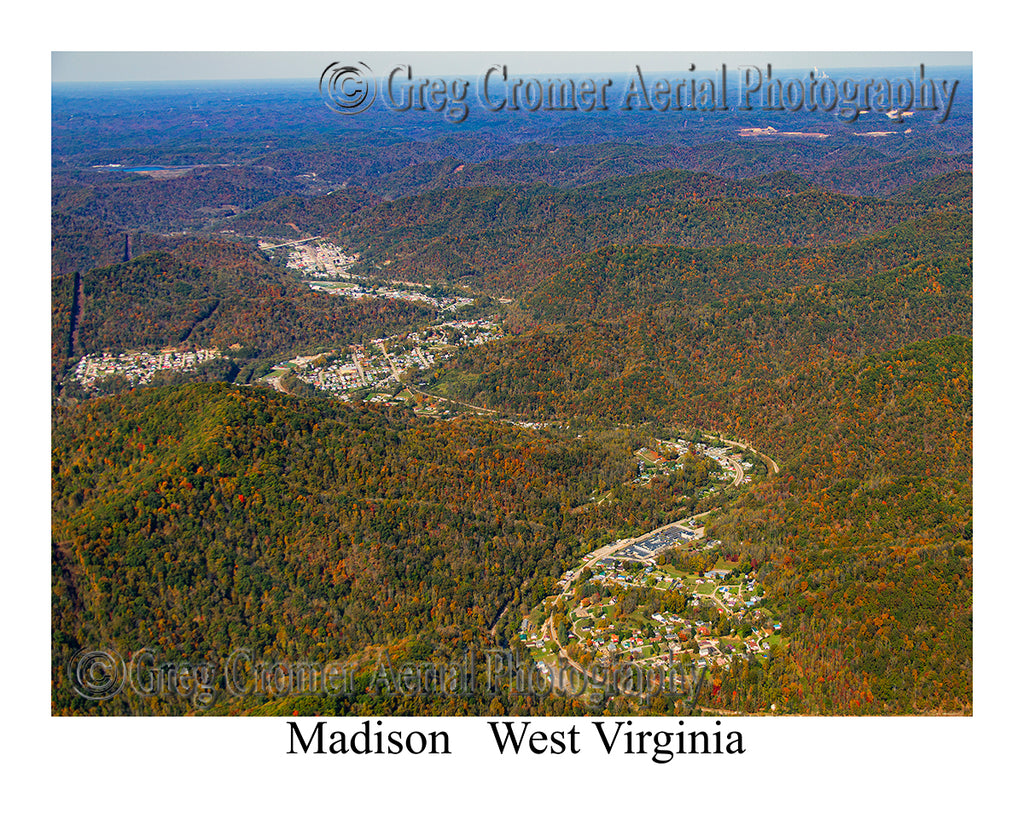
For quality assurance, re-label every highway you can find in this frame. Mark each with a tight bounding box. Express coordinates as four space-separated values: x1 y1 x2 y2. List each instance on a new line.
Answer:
725 454 745 487
407 382 498 414
718 436 780 475
376 340 402 381
259 235 324 250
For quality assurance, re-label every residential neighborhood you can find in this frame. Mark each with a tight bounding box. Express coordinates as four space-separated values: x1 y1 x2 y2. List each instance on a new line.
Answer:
72 347 224 389
264 238 478 312
264 319 502 405
271 239 360 279
520 447 785 696
304 279 476 312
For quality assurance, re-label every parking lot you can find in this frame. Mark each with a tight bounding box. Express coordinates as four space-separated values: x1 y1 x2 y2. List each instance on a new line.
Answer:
618 524 699 561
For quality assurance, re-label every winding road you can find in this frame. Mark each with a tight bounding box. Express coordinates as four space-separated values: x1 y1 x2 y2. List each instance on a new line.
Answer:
724 454 745 487
718 436 779 475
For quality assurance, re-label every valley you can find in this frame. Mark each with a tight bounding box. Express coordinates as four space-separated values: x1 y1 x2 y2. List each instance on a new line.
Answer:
50 67 973 718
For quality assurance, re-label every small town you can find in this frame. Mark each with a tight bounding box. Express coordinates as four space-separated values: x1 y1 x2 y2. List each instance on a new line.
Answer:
264 238 478 312
264 318 502 405
522 536 784 690
519 435 784 694
304 279 476 312
267 238 359 279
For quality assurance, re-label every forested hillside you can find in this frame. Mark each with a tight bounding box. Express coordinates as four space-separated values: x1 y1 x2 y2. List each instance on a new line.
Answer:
708 337 971 713
325 171 970 291
53 384 715 715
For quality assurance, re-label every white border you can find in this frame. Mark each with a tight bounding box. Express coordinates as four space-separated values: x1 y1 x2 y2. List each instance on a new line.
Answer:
16 2 1017 814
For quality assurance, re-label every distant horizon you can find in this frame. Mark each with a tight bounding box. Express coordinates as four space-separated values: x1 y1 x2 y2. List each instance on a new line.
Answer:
52 52 972 85
52 67 974 85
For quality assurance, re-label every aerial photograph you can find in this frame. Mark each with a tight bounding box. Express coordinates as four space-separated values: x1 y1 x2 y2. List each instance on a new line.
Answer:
51 51 973 723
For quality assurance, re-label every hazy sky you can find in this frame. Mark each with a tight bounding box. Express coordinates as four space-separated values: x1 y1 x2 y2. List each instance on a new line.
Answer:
52 51 971 83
